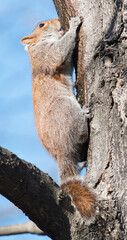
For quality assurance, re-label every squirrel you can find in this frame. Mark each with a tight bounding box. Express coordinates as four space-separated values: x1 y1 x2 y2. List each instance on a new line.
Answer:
21 17 96 219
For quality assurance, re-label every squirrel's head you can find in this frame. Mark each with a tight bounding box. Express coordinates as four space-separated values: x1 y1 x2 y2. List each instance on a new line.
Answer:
21 18 64 51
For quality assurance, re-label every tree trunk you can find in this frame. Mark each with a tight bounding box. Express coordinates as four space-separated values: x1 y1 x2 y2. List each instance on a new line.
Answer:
53 0 127 238
0 0 127 239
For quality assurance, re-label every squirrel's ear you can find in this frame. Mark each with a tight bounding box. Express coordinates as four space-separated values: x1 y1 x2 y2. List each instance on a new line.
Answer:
21 33 35 45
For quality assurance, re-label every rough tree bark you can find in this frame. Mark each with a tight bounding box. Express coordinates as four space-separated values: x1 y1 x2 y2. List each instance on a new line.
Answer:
0 0 127 239
53 0 127 238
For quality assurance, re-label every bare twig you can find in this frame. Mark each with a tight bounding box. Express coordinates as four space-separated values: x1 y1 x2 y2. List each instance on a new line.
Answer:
0 221 44 236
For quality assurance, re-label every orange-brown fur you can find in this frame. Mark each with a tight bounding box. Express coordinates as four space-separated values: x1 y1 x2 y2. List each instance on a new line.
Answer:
53 65 67 85
62 180 96 219
21 17 96 219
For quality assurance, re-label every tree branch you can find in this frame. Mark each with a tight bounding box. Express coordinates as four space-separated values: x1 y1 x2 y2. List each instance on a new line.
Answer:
0 147 74 240
0 146 123 239
0 221 44 236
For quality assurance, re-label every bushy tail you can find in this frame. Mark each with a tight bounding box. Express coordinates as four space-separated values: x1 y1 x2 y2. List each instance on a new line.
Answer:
61 178 96 219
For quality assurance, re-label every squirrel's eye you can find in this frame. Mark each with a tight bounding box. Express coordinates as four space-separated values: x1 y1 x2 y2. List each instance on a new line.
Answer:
39 23 45 28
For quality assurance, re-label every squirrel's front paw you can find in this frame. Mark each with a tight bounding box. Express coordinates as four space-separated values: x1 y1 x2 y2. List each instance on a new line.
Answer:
83 105 91 119
69 17 81 29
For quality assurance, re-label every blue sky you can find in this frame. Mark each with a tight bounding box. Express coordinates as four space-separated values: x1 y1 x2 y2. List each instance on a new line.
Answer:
0 1 58 239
